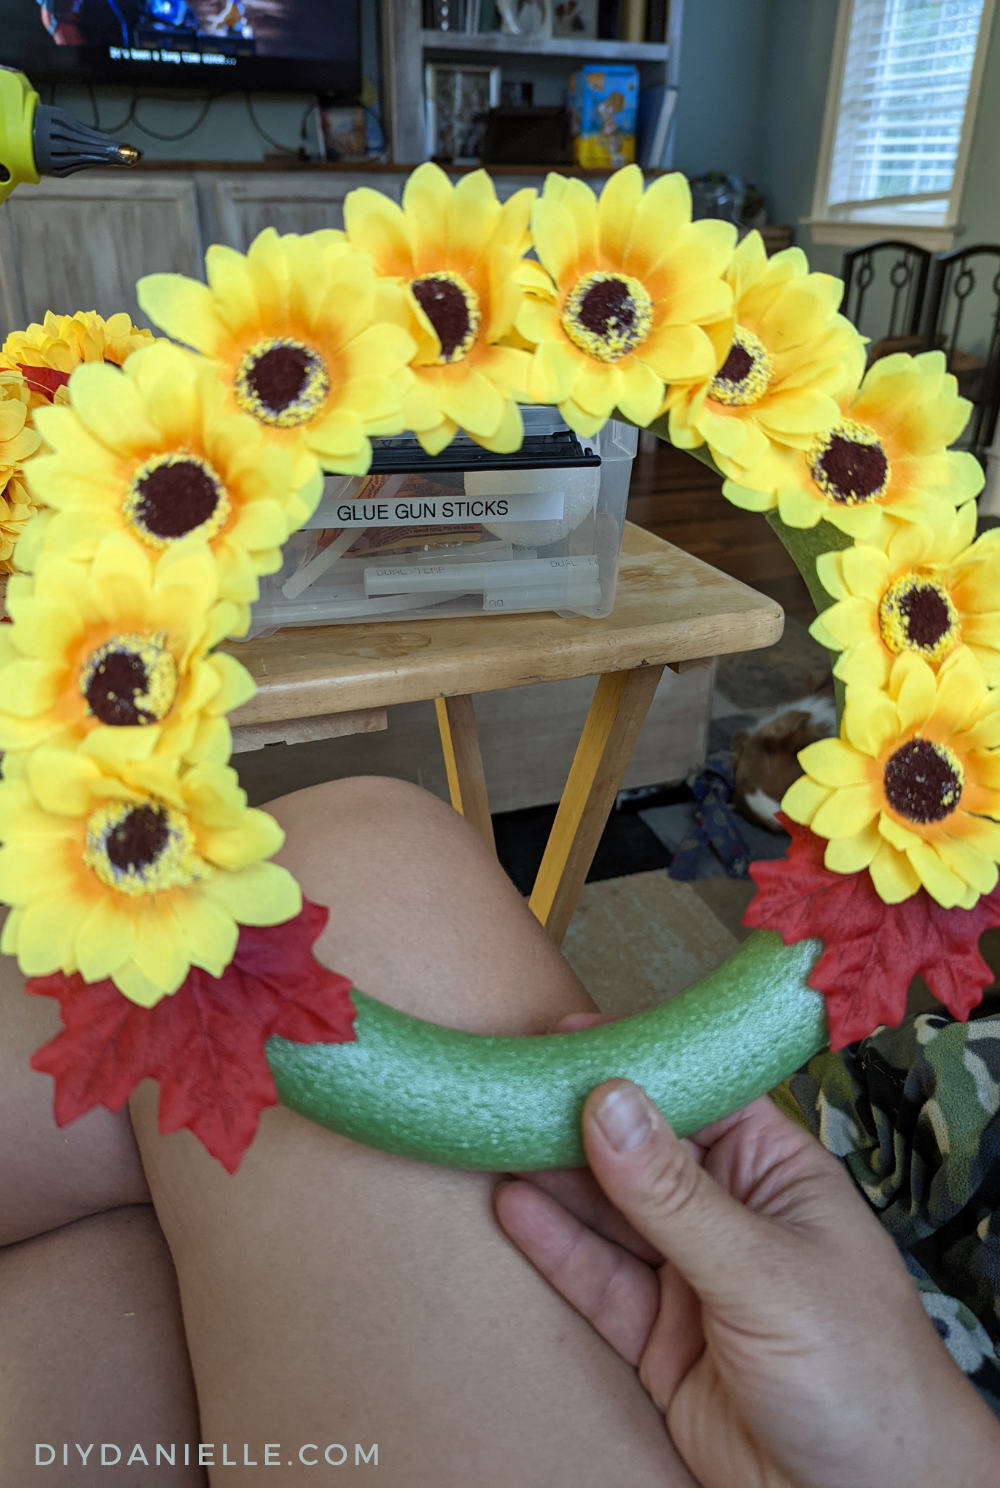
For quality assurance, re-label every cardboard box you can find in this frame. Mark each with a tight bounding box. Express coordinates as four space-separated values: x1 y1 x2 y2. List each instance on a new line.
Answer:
568 64 638 169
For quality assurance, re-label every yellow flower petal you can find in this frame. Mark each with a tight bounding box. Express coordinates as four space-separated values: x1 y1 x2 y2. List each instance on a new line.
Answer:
208 861 302 926
825 821 882 872
597 163 644 267
840 545 891 604
811 783 882 838
936 832 998 894
891 654 937 733
842 693 898 758
17 890 88 974
136 273 230 356
132 900 190 993
641 322 718 384
722 478 777 513
781 774 831 824
905 841 968 908
438 367 505 436
344 186 413 276
529 340 578 404
869 842 922 903
169 889 238 974
799 737 872 786
75 894 135 983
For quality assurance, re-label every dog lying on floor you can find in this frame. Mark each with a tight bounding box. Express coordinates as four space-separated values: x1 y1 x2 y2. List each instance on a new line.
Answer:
731 691 838 833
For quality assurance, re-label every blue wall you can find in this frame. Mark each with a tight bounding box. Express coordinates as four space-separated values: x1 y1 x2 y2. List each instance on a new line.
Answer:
670 0 771 187
671 0 838 252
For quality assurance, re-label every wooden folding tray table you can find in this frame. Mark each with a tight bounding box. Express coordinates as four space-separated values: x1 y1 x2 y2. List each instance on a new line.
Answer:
228 522 783 944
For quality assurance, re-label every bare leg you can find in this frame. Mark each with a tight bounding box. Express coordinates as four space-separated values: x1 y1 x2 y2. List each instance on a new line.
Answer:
0 979 149 1249
0 965 204 1487
130 777 693 1487
0 1208 205 1487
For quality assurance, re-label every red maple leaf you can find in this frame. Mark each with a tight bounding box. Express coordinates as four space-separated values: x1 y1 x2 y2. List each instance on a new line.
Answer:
744 814 1000 1050
27 899 356 1173
18 365 71 399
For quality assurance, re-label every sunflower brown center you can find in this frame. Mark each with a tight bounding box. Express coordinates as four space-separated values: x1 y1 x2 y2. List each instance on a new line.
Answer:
79 631 178 727
235 337 330 427
883 738 964 824
708 325 772 406
411 273 481 363
124 453 230 550
878 573 961 665
107 804 170 873
561 272 654 363
83 798 206 895
807 420 890 506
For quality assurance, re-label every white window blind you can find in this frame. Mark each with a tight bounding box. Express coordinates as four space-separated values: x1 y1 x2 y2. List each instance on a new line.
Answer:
827 0 986 219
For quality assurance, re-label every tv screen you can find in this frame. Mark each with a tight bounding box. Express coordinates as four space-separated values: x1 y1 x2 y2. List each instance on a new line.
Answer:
1 0 362 95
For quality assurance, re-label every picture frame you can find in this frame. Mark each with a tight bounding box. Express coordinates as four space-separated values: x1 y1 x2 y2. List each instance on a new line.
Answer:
317 105 368 163
424 62 502 163
552 0 597 39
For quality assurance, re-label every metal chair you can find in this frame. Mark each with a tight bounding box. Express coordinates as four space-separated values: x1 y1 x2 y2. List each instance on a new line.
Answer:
922 245 1000 465
839 240 933 354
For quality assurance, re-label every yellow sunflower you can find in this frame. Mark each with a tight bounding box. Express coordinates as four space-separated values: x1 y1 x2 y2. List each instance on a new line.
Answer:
1 310 157 409
344 164 538 455
783 648 1000 909
0 369 41 575
0 743 300 1006
664 233 866 486
0 529 252 762
17 341 322 634
515 166 736 435
811 499 1000 689
725 351 983 537
136 228 415 475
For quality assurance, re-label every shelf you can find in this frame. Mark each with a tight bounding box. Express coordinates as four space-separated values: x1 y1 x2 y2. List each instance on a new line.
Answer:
419 30 670 62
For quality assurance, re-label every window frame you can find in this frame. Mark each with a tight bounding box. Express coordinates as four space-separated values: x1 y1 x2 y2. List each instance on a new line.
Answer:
806 0 997 251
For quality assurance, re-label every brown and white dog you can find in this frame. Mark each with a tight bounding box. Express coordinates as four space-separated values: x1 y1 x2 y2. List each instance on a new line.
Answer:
731 691 838 833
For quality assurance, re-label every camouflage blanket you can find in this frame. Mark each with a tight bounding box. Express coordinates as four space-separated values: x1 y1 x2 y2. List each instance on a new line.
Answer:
774 1011 1000 1417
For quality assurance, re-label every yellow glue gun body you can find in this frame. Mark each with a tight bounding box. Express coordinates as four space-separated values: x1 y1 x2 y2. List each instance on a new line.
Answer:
0 69 41 205
0 66 139 206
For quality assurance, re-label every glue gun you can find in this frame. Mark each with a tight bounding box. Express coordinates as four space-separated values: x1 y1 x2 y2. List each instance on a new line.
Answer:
0 67 140 207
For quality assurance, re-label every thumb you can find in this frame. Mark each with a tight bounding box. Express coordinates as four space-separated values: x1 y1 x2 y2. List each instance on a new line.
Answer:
582 1079 771 1303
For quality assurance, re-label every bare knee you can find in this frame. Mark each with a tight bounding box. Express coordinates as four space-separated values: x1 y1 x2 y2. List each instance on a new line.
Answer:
265 775 479 866
261 776 592 1033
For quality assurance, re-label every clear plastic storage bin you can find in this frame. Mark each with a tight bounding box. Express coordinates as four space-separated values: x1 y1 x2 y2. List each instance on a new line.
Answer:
245 407 637 639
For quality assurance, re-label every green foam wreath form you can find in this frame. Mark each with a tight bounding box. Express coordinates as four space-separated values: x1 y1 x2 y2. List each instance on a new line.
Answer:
266 929 827 1170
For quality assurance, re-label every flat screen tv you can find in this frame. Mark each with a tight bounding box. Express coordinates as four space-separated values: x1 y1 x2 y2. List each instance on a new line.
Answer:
1 0 362 96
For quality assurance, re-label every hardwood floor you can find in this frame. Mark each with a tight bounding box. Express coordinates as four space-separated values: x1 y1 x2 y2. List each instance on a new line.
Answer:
625 440 815 627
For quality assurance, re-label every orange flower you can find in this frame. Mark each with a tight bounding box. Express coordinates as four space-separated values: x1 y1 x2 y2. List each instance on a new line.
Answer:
0 368 41 575
1 310 157 409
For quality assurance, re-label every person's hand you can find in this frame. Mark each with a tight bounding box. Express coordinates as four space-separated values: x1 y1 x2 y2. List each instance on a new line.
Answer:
494 1025 1000 1487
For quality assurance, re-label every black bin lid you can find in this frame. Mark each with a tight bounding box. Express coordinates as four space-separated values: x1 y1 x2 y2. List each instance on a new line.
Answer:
369 429 601 474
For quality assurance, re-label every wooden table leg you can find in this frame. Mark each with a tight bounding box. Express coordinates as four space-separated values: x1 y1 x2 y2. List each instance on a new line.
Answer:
528 664 665 945
435 695 497 856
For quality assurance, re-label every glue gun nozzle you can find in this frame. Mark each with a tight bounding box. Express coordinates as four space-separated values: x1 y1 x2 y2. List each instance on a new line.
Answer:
116 144 142 166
